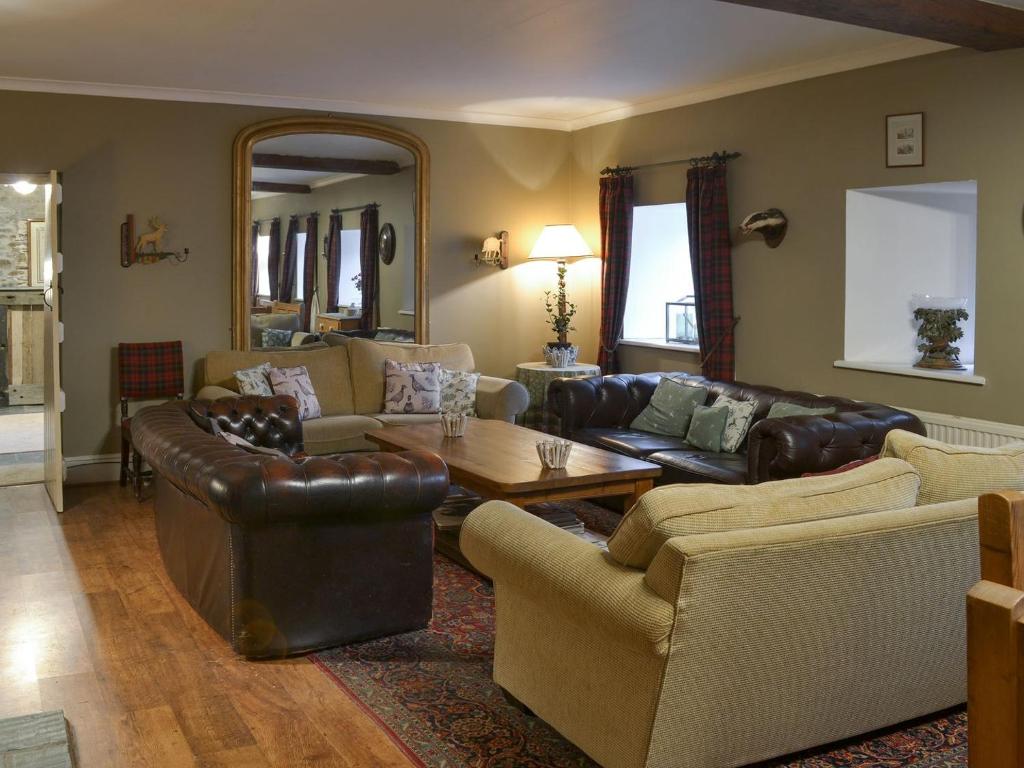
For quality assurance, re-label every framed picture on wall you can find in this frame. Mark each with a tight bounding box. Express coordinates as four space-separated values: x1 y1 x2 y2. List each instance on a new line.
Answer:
886 112 925 168
26 219 46 286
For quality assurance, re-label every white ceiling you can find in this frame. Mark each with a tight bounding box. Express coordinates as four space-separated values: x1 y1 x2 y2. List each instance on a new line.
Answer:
0 0 957 130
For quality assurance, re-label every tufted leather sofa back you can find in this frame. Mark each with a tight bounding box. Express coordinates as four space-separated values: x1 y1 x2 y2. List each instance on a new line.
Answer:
188 395 303 455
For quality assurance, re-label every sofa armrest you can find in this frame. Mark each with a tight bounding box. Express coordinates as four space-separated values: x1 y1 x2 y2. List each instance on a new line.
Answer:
474 376 529 422
547 373 676 437
196 384 240 400
746 408 926 483
461 500 674 653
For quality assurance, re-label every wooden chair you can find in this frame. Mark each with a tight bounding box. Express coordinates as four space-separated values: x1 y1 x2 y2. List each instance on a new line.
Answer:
967 491 1024 767
117 341 184 499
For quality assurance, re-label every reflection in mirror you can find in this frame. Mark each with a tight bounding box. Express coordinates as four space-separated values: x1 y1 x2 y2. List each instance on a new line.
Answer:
248 133 418 349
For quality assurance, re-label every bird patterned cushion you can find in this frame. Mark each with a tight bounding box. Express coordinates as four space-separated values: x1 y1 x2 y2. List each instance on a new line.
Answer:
268 365 322 420
712 394 758 453
440 368 480 416
233 362 274 396
383 360 442 415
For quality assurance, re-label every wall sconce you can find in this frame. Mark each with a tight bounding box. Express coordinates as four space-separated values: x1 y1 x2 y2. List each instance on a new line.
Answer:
474 231 509 269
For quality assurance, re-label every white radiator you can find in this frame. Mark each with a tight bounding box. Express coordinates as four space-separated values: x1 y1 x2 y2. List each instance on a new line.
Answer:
904 408 1024 448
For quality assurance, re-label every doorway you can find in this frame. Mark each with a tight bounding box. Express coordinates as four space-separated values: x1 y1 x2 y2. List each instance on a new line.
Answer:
0 180 46 485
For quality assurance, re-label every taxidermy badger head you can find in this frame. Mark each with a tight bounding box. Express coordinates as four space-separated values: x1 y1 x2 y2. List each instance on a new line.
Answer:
739 208 788 248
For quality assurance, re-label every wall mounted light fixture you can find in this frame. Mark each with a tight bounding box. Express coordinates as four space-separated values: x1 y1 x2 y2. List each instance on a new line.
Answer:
474 231 509 269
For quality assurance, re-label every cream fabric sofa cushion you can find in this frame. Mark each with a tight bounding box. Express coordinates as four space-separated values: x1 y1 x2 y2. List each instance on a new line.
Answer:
882 428 1024 505
202 346 355 417
300 413 382 454
347 338 475 414
608 457 920 568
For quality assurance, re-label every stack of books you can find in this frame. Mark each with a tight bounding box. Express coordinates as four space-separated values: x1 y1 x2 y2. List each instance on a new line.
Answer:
530 508 585 536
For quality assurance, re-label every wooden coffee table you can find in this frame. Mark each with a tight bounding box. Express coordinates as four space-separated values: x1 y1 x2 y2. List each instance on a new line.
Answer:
366 419 661 569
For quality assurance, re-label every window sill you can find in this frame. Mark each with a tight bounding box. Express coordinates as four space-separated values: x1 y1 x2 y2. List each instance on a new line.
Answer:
398 309 415 316
620 339 700 354
833 360 986 386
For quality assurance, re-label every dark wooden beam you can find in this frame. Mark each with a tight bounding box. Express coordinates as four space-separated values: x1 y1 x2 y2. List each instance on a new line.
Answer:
252 153 401 175
252 181 311 194
715 0 1024 51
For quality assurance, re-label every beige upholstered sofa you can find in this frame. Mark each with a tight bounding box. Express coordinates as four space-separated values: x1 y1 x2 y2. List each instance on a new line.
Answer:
195 338 529 454
462 449 983 768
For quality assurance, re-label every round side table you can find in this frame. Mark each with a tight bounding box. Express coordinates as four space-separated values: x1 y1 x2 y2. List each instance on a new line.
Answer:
516 362 601 432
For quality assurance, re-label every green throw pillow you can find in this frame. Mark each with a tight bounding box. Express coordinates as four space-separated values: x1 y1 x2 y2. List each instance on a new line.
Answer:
686 405 729 452
630 379 707 437
767 402 837 419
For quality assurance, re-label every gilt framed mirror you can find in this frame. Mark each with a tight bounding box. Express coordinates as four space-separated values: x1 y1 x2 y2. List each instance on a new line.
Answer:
232 116 429 350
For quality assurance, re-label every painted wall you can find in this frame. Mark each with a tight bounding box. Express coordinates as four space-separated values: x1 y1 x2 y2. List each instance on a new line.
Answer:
0 90 573 457
252 166 417 331
571 47 1024 424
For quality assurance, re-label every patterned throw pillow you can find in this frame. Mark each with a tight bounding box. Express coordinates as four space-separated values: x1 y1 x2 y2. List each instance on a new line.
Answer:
767 402 837 419
630 378 707 437
233 362 273 396
686 405 729 452
440 368 480 416
261 328 293 347
384 360 441 414
268 365 322 420
713 395 758 453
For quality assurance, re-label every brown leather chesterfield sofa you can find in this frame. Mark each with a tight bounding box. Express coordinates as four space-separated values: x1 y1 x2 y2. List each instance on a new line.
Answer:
130 395 449 658
548 373 925 485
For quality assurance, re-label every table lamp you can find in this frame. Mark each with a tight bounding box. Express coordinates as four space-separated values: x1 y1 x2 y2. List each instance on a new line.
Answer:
529 225 594 352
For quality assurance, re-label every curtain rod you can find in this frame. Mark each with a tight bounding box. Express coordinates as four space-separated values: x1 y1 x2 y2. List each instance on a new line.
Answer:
600 151 741 176
253 212 317 224
331 202 379 214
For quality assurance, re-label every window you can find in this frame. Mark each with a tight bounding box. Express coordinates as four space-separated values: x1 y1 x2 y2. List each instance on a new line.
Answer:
294 232 307 301
623 203 694 345
400 223 415 315
255 234 270 297
841 180 978 381
338 229 362 308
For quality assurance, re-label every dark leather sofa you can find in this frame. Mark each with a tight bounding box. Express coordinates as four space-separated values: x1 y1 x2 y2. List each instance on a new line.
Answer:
130 395 449 658
548 373 925 485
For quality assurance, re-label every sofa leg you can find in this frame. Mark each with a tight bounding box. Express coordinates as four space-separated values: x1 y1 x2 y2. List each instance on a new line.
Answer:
501 687 534 716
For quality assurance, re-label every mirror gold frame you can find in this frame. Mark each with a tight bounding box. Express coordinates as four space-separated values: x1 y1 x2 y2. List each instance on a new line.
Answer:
232 115 430 349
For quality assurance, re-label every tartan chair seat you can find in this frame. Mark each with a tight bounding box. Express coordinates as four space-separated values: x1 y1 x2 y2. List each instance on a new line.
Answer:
118 341 184 498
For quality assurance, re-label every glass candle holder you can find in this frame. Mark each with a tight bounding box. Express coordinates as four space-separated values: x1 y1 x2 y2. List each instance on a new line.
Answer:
536 439 573 470
441 412 468 438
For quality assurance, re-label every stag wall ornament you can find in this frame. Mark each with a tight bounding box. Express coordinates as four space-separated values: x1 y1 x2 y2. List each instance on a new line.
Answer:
739 208 788 248
474 231 509 269
120 213 190 267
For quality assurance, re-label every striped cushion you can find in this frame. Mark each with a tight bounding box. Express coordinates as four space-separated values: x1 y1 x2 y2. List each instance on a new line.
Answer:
607 458 921 568
882 429 1024 505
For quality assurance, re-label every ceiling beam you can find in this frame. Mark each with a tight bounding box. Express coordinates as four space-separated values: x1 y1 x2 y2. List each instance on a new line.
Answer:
252 153 401 175
252 181 311 195
715 0 1024 51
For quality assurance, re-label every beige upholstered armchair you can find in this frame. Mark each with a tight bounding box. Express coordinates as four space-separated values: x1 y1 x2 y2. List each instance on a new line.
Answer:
461 459 978 768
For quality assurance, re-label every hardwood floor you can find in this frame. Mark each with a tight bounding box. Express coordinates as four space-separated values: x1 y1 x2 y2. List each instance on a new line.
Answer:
0 482 413 767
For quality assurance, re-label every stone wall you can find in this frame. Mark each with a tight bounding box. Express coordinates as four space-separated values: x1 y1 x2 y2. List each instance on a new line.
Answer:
0 184 45 287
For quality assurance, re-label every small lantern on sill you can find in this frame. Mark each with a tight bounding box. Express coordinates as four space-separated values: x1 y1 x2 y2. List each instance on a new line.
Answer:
666 296 698 345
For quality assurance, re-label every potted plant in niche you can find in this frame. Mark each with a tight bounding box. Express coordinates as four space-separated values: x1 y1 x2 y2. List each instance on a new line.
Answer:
529 225 594 367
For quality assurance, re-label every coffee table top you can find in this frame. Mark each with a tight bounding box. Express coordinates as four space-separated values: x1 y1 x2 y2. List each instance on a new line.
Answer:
365 419 660 495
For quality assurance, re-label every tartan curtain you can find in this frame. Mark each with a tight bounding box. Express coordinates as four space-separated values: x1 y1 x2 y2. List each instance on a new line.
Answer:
250 221 260 304
686 162 736 381
117 341 184 400
280 216 299 302
267 217 281 301
301 212 319 330
359 205 380 331
325 212 343 312
597 174 635 373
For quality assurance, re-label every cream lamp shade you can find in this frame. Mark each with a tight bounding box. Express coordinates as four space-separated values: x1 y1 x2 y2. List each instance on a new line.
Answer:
528 225 594 261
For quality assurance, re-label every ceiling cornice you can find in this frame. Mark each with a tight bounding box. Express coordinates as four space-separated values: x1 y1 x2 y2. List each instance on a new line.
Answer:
0 37 951 134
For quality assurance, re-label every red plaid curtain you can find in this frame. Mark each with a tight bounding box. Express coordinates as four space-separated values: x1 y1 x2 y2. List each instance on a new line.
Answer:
686 162 736 381
597 174 635 373
325 212 342 311
301 212 319 329
280 216 299 301
359 205 380 331
250 221 260 304
267 217 281 301
117 341 184 400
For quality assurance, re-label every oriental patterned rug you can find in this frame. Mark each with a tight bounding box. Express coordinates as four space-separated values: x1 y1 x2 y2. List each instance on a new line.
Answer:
311 500 967 768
